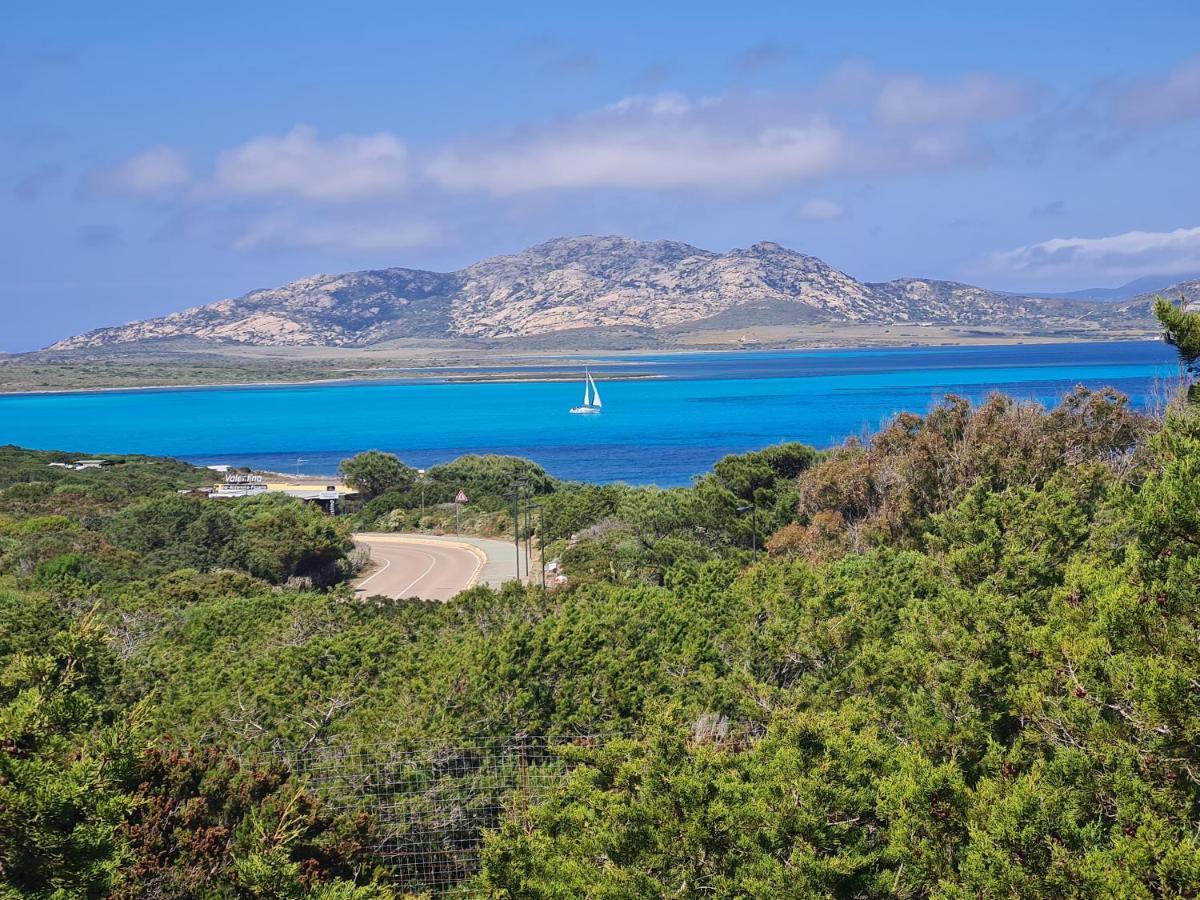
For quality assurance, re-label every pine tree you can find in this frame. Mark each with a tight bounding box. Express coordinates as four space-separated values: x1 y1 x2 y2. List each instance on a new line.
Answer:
1154 296 1200 402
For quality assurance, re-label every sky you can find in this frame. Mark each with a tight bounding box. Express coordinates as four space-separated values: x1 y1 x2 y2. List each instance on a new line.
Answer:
4 0 1200 352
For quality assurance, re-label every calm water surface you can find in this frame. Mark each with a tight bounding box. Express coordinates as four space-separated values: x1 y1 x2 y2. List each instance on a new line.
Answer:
1 341 1178 485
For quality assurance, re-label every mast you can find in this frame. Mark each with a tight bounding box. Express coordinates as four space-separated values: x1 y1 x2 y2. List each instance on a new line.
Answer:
582 369 591 406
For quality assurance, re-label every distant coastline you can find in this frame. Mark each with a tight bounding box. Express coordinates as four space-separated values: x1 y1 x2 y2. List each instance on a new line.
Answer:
0 332 1162 396
0 340 1177 487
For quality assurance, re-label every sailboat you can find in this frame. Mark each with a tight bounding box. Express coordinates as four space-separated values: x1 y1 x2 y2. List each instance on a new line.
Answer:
569 369 603 415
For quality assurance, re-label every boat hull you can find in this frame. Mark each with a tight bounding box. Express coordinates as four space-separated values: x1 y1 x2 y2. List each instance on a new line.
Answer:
569 406 601 415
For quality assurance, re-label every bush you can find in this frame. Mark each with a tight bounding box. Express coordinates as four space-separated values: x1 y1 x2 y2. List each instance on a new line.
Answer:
428 454 554 507
115 746 388 898
232 493 353 585
104 495 250 573
339 450 417 500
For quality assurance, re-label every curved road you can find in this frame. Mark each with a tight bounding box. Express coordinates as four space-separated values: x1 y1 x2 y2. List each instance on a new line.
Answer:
354 533 510 601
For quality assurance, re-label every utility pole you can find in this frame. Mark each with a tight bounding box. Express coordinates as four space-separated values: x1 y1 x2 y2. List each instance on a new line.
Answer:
526 503 545 589
511 488 521 580
509 478 526 581
524 503 532 572
418 469 427 527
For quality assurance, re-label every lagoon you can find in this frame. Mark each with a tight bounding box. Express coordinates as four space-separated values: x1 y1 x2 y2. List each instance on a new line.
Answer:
0 341 1179 485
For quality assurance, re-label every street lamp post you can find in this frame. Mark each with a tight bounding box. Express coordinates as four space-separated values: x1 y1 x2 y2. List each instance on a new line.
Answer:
524 503 532 572
510 488 521 580
737 503 758 563
509 478 527 581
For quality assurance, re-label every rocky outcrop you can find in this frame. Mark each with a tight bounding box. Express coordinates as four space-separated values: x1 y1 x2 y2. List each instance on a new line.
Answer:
48 235 1163 350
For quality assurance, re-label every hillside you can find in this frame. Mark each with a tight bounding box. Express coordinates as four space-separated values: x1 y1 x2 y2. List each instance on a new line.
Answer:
4 381 1200 896
1032 272 1200 302
48 236 1164 351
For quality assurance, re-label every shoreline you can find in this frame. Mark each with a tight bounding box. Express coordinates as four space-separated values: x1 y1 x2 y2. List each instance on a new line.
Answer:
0 334 1163 398
0 369 669 398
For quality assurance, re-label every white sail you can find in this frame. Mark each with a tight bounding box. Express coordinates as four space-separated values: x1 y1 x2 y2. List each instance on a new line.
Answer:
570 368 602 414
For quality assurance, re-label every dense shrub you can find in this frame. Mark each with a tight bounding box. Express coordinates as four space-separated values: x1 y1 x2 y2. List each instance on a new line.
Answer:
116 746 388 897
3 359 1200 895
772 387 1150 562
339 449 417 500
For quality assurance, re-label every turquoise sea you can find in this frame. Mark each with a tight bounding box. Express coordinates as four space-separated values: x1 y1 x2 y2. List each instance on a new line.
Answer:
0 341 1179 485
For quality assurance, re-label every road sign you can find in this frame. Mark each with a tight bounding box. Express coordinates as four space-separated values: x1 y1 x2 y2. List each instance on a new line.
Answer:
453 490 468 535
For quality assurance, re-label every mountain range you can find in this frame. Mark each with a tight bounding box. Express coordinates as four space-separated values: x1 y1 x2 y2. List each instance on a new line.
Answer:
1030 272 1200 302
49 235 1191 351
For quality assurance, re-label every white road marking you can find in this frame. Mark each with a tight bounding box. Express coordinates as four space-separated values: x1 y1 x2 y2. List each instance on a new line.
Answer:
354 551 392 591
395 549 439 597
351 534 496 600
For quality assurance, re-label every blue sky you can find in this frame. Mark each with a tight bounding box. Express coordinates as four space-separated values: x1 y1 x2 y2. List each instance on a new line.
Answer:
4 0 1200 351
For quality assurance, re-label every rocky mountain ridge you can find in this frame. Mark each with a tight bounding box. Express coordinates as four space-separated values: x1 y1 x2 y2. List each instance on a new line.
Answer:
49 235 1170 350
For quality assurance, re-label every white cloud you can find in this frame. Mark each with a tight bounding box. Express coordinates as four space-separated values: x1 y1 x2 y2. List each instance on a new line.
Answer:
796 198 844 221
93 145 190 193
215 125 410 201
424 70 1028 197
88 63 1035 254
234 214 440 252
1116 55 1200 124
874 73 1029 126
426 103 849 194
992 225 1200 281
604 92 698 116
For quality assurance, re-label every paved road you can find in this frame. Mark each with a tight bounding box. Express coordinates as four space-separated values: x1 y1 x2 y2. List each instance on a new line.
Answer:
353 533 521 601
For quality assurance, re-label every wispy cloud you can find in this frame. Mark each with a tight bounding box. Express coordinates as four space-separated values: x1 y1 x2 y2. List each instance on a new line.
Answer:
1031 199 1065 218
734 41 792 75
426 94 850 194
76 224 121 248
13 162 62 201
513 34 596 75
874 73 1031 126
634 62 671 88
91 145 190 194
234 213 440 252
215 125 410 201
425 73 1019 195
992 225 1200 281
1115 55 1200 124
796 198 844 221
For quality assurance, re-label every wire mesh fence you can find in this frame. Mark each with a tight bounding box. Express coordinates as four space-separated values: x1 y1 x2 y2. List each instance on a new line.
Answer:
275 734 614 896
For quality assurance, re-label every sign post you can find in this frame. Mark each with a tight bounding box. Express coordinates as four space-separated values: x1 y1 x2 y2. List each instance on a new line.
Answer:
454 490 469 535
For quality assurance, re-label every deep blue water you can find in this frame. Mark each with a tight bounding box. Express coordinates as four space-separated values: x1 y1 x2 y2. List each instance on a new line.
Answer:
0 341 1179 485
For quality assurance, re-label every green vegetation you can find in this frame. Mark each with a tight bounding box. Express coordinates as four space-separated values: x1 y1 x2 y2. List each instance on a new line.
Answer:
2 369 1199 894
345 451 558 536
0 449 354 591
1155 295 1200 402
0 357 375 393
340 450 418 500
